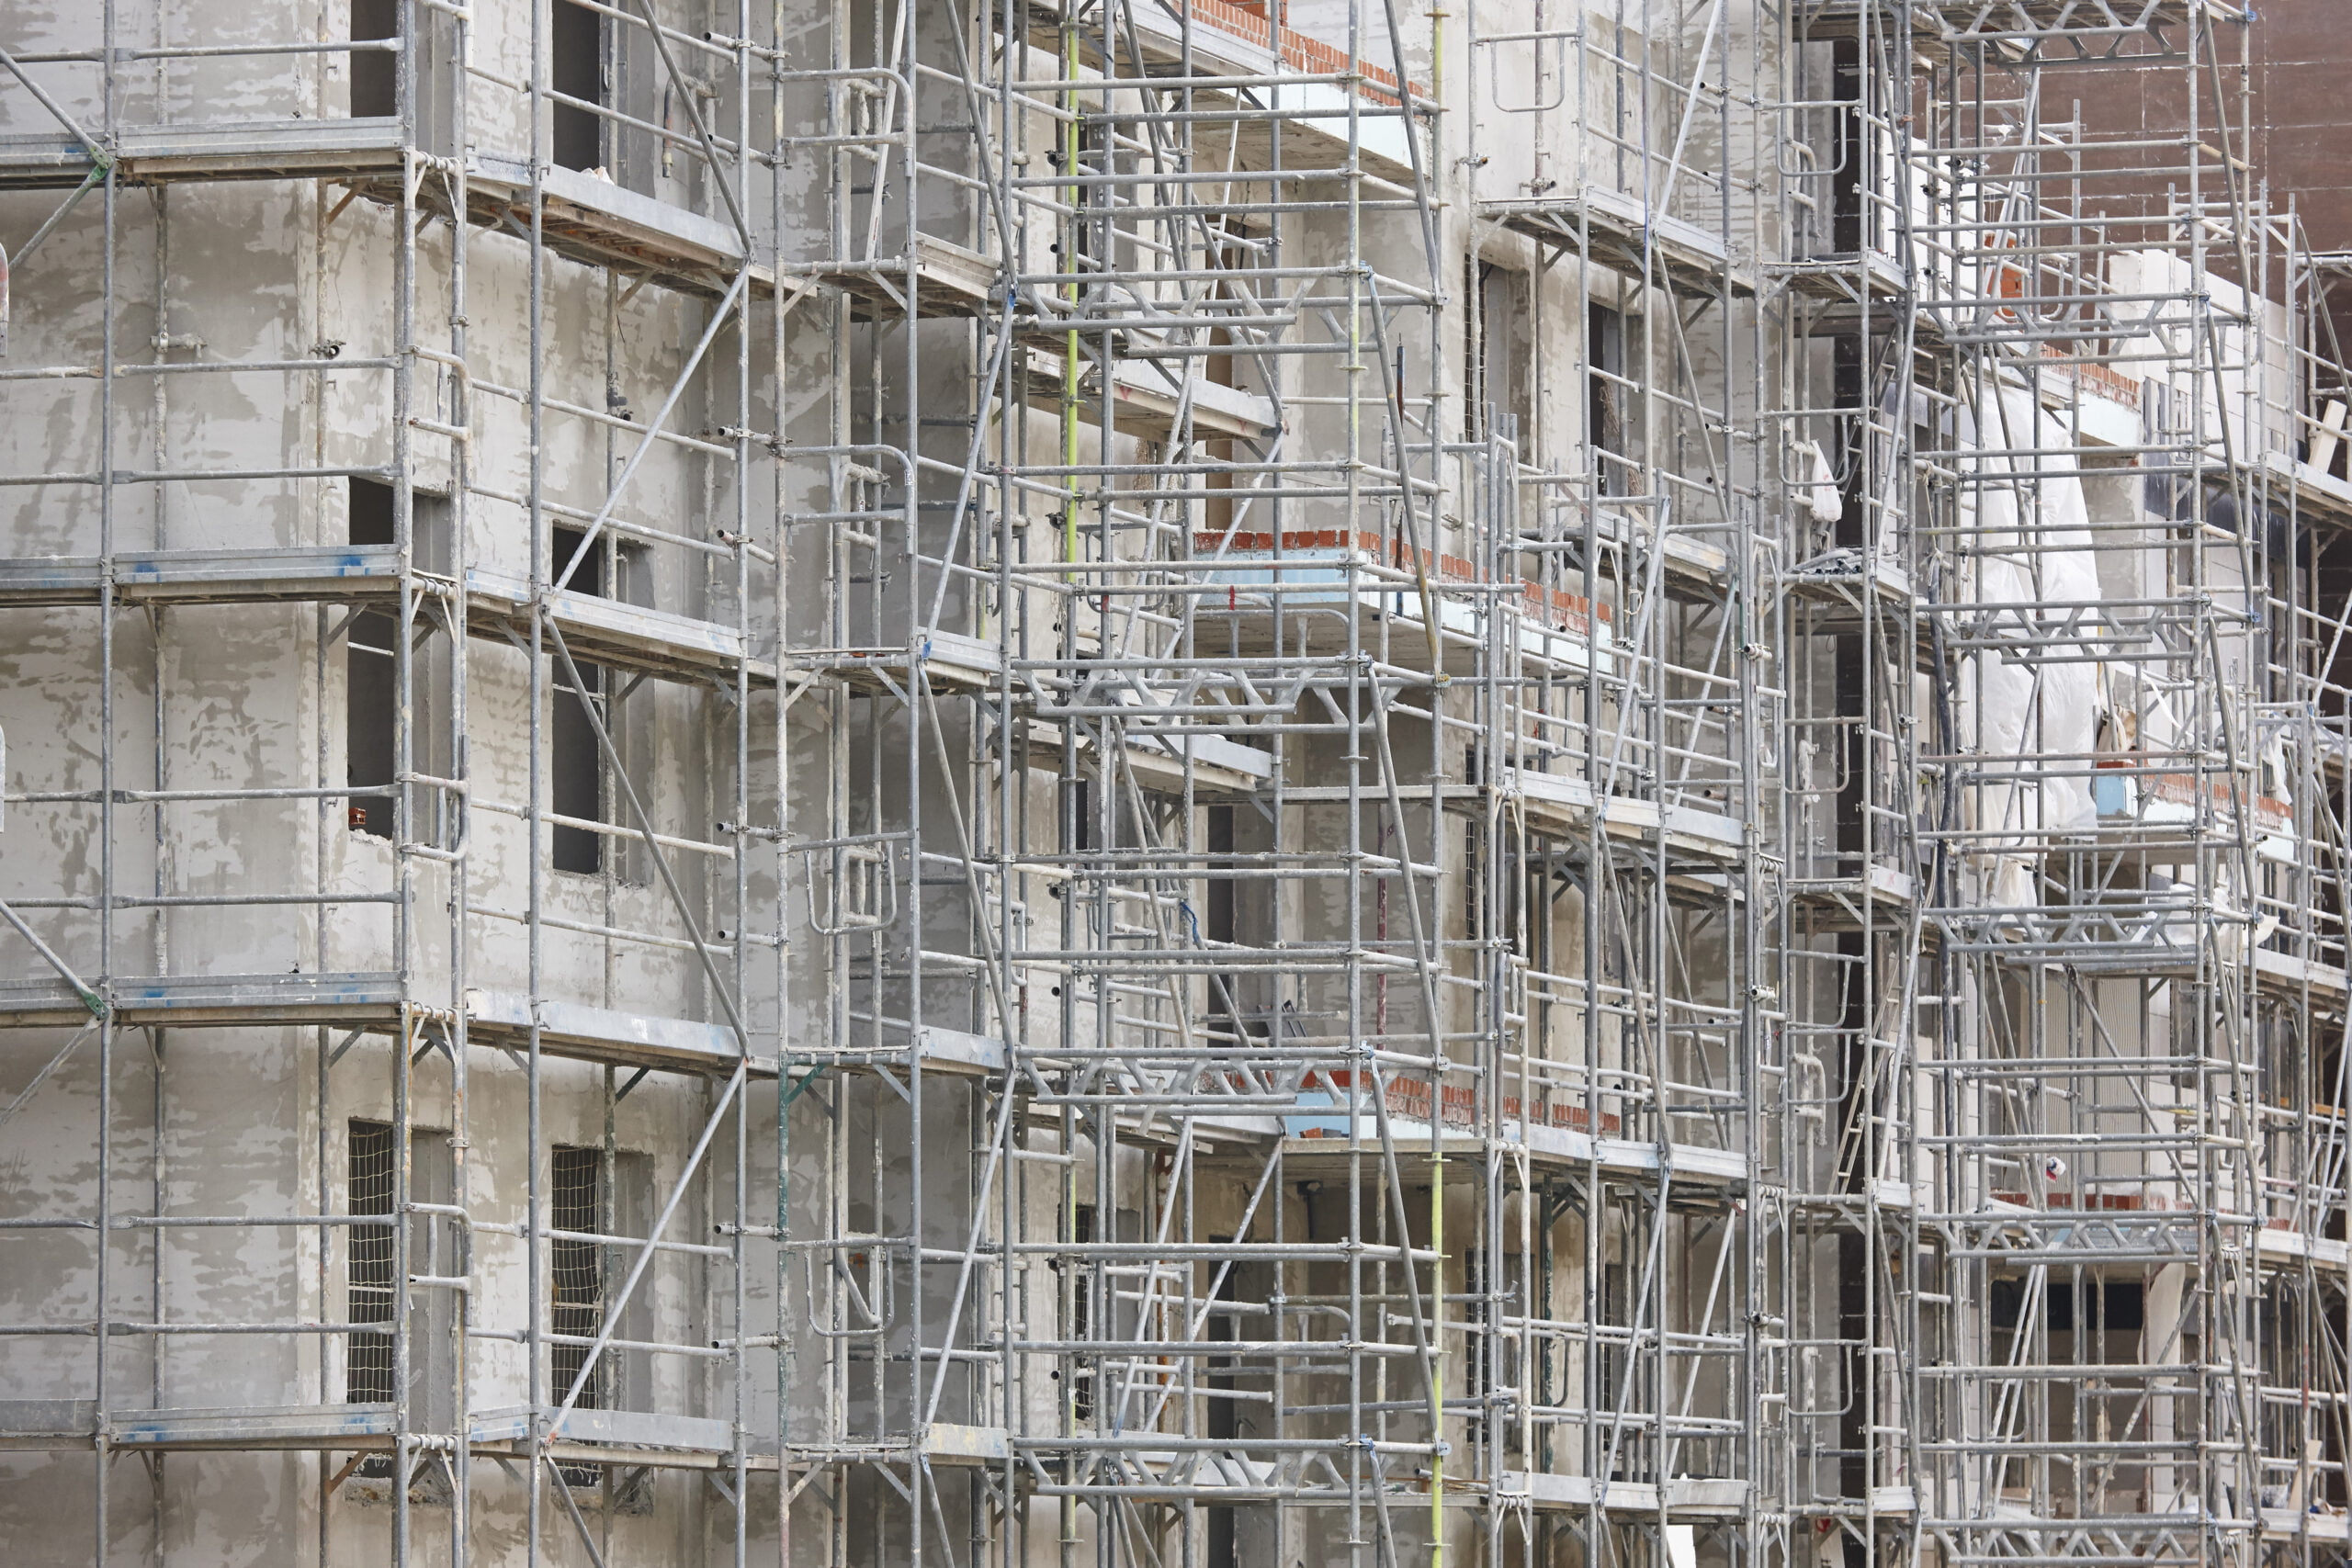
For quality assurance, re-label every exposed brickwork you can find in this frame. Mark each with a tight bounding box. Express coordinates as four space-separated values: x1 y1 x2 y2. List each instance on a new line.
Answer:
1176 0 1426 106
1195 526 1616 639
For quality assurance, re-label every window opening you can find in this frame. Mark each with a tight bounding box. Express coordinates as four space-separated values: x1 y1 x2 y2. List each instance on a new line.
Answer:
551 526 608 874
551 0 604 173
349 0 397 118
1068 1203 1096 1423
551 1144 606 1415
1589 301 1627 495
346 479 449 841
550 1145 615 1488
346 1119 399 1404
345 1119 458 1486
1469 261 1532 446
347 480 398 840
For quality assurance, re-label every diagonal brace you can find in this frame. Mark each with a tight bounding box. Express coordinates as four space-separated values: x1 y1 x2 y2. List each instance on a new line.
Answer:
542 622 747 1051
0 46 107 164
549 1062 746 1425
537 1453 609 1568
616 0 751 246
550 265 749 592
0 893 104 1015
0 1017 100 1138
10 164 104 276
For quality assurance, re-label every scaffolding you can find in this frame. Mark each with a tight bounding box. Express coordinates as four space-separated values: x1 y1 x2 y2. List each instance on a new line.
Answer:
0 0 2346 1566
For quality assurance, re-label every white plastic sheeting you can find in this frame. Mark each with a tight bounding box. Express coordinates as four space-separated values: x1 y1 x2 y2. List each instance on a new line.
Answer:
1953 376 2284 939
1791 435 1843 526
1955 382 2099 908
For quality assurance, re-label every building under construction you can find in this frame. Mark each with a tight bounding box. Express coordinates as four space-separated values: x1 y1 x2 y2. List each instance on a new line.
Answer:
1 0 2348 1564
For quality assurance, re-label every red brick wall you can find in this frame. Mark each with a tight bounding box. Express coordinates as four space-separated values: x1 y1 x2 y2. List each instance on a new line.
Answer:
2060 5 2350 350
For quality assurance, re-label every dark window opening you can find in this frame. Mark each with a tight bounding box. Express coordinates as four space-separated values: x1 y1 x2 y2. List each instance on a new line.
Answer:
551 526 607 874
2329 1035 2351 1243
1068 123 1115 274
345 479 451 842
1463 256 1481 436
1206 806 1235 942
1067 1203 1096 1423
1989 1276 2144 1334
551 1145 606 1486
1464 1247 1490 1406
1207 1238 1239 1568
350 474 454 572
348 480 400 840
346 1120 399 1404
347 629 400 840
1468 260 1532 446
1207 806 1243 1044
1598 1261 1630 1411
552 524 607 599
549 677 605 874
551 0 605 173
1588 301 1626 495
550 1145 604 1480
344 1118 458 1485
537 1146 655 1500
551 1145 605 1409
350 0 397 118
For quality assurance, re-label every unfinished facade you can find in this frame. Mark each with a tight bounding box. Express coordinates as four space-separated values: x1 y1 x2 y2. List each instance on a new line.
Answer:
1 0 2347 1565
